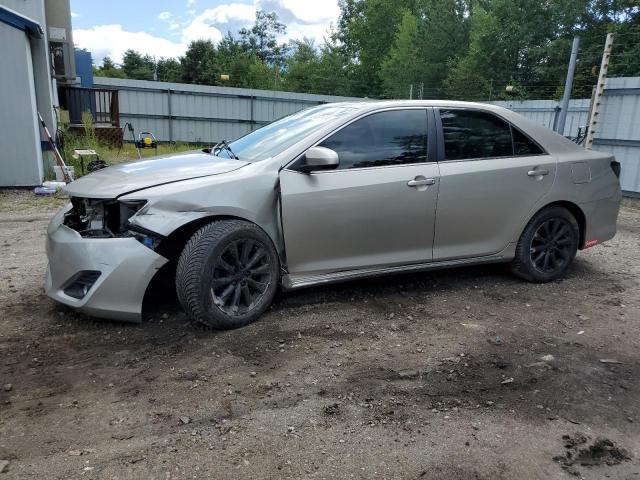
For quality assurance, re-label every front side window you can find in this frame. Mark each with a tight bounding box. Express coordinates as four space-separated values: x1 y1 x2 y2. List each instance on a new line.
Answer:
318 109 429 170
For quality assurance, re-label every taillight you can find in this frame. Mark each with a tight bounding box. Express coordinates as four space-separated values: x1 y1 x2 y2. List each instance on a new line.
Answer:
610 161 621 178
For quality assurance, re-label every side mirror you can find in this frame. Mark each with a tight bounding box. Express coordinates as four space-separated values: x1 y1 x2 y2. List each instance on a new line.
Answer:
299 146 339 173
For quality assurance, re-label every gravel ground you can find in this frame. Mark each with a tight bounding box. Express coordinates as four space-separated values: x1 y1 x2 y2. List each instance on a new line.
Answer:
0 193 639 479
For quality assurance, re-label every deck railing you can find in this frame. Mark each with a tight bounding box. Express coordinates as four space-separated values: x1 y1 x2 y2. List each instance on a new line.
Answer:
58 86 120 127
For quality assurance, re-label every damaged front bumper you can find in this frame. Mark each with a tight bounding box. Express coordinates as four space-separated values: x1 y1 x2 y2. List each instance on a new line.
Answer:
45 205 168 322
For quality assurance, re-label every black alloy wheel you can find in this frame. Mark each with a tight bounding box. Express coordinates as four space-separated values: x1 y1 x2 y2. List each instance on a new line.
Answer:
511 206 579 283
176 220 280 329
211 239 272 316
529 218 574 274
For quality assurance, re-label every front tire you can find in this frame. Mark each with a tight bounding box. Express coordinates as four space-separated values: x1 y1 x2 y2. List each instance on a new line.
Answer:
511 206 579 283
176 220 280 329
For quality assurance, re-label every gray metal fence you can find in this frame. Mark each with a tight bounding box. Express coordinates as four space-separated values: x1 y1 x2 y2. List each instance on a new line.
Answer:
489 99 591 138
589 77 640 196
93 77 361 144
94 76 639 195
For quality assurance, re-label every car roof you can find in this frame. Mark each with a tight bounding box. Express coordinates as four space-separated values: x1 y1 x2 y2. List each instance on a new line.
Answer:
326 99 506 110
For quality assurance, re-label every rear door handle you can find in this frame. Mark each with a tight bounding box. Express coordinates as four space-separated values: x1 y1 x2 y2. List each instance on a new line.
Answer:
407 178 436 187
527 169 549 177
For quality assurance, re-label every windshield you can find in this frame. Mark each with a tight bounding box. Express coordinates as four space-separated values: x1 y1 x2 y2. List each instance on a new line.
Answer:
215 103 363 162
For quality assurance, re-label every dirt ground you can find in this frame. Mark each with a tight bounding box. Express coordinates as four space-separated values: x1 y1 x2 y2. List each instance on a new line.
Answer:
1 191 639 479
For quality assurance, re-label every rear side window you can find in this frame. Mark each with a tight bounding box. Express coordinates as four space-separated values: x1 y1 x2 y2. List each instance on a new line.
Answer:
440 109 544 160
319 109 429 169
512 126 544 155
440 110 512 160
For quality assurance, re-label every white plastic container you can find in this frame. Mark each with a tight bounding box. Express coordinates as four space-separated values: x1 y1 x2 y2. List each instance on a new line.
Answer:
43 181 66 189
53 165 75 182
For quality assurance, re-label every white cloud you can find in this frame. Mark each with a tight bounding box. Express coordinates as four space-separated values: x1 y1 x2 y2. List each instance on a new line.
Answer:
254 0 338 44
71 11 79 18
73 25 185 63
284 21 333 45
74 0 340 64
258 0 339 24
181 4 255 44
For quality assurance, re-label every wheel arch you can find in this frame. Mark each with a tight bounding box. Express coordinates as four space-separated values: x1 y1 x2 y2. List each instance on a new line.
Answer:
526 201 586 249
155 214 283 266
142 214 284 316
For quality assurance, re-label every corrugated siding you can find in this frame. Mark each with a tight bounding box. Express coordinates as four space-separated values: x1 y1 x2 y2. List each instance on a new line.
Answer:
488 99 591 137
94 77 363 145
592 77 640 194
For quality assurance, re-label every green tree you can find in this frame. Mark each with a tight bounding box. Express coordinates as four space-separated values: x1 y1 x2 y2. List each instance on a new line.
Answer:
180 40 219 85
121 50 155 80
414 0 469 98
283 39 321 93
445 0 559 100
214 32 277 89
380 10 421 98
93 56 126 78
156 58 182 82
337 0 419 97
239 11 288 64
313 39 352 96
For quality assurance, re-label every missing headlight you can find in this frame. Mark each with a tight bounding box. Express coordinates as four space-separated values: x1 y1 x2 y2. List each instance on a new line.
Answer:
64 198 148 238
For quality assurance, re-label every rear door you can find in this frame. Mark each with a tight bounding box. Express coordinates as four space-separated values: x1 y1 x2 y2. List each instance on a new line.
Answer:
433 108 556 260
279 108 440 278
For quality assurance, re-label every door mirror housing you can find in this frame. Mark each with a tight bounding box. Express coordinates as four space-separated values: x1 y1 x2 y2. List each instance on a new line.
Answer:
299 146 339 173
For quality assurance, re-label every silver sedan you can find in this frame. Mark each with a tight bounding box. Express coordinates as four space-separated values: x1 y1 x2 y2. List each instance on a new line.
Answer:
46 101 622 328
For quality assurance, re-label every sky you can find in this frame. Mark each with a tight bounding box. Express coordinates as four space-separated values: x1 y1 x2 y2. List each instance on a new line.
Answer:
70 0 341 65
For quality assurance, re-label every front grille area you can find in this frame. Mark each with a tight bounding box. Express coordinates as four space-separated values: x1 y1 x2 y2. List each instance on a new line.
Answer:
63 271 101 299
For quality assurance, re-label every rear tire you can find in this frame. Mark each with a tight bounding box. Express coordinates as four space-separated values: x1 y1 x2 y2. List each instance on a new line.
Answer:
511 206 579 283
176 220 279 329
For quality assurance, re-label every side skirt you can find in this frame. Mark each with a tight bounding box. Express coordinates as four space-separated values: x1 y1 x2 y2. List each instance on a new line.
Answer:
281 246 516 290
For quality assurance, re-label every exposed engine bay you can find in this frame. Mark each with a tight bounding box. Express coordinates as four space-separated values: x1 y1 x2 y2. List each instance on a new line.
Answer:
63 197 162 248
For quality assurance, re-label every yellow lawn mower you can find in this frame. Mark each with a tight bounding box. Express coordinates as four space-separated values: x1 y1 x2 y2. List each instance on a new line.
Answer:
135 131 158 155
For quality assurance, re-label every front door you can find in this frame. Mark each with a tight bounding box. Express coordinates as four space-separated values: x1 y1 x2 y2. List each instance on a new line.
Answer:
280 108 440 278
433 108 557 260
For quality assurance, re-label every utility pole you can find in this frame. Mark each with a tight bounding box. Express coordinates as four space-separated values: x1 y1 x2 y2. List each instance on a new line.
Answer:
557 36 580 135
585 33 614 149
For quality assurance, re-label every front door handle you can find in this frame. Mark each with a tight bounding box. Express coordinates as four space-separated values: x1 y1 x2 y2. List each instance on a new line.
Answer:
527 169 549 177
407 178 436 187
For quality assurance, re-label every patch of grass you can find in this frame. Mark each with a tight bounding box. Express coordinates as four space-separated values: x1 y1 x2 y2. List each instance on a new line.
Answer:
58 115 198 178
621 196 640 210
61 139 196 176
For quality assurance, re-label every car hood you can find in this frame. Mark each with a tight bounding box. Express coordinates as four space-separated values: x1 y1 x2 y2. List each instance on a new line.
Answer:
64 152 249 198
